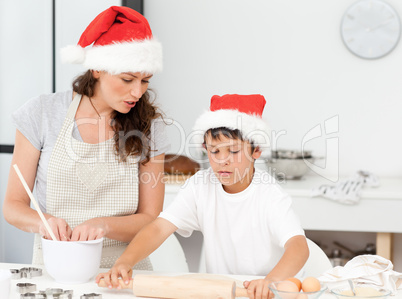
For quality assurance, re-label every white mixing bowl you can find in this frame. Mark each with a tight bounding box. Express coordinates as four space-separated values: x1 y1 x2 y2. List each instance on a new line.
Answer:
41 237 103 284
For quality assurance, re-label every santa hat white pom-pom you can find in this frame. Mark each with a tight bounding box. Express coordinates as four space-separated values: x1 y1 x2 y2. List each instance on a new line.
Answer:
60 45 86 64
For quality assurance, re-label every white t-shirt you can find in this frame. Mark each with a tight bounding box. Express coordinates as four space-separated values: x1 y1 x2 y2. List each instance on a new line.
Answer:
12 90 170 212
160 168 305 276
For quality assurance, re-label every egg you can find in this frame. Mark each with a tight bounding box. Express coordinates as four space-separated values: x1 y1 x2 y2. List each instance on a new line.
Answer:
301 277 321 292
286 277 302 291
276 280 300 299
277 280 299 293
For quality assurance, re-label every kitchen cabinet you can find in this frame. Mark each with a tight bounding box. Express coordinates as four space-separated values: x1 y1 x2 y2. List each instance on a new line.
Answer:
279 175 402 261
164 171 402 268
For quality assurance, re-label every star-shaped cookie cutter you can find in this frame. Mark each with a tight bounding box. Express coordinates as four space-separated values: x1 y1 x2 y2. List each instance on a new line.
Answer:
11 267 43 279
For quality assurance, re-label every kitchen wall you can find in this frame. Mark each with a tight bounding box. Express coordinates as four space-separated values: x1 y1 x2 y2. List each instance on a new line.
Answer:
145 0 402 177
55 0 121 91
144 0 402 270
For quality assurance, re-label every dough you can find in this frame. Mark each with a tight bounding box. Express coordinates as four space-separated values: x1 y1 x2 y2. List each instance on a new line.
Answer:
341 287 384 296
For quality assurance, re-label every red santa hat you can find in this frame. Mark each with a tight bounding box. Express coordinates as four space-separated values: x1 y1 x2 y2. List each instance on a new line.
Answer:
193 94 271 149
61 6 162 74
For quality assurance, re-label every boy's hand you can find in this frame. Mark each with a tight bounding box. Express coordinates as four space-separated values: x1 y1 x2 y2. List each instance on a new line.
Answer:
243 279 274 299
95 261 133 289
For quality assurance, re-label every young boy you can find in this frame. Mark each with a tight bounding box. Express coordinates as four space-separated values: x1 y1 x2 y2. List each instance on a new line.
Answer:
96 94 309 299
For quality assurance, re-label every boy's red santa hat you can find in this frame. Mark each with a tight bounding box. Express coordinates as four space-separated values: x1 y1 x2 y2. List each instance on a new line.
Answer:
193 94 271 149
61 6 162 74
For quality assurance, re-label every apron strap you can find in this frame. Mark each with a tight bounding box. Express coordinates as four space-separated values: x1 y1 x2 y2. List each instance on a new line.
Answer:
66 93 82 119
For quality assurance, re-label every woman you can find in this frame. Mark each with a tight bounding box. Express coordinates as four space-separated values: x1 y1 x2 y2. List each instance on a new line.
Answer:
3 6 167 269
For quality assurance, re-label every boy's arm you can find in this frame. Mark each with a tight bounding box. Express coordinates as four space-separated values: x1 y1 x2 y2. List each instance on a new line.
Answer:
265 235 309 281
243 235 309 299
96 217 177 288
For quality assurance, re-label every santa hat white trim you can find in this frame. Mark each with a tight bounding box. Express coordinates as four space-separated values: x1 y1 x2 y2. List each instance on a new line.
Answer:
61 38 162 74
192 109 271 149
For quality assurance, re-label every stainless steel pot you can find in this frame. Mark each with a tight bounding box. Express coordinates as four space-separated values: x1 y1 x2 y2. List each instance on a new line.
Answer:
271 149 312 159
266 149 315 180
329 249 349 267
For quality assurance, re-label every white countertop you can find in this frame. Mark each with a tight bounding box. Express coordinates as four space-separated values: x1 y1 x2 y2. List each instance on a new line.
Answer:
1 263 258 299
2 263 134 298
166 172 402 200
2 263 402 298
278 175 402 200
0 262 365 299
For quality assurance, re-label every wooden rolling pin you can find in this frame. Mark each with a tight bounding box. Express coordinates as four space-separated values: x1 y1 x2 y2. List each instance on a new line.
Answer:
99 274 249 298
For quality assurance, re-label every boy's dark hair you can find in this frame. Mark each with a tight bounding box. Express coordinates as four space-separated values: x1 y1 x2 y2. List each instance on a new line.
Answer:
204 127 256 152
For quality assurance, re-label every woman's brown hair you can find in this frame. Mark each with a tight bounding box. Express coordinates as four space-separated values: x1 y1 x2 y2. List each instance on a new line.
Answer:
72 70 162 165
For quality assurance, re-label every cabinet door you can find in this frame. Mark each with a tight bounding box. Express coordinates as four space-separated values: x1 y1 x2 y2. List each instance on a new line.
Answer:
0 0 53 144
0 0 122 264
0 0 53 263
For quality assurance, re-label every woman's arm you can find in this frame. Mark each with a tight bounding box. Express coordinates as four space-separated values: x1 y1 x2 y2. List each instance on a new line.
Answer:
71 153 166 242
3 130 41 232
3 130 72 240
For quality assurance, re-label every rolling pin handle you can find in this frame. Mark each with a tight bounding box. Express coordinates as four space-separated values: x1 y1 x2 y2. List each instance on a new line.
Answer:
235 287 249 298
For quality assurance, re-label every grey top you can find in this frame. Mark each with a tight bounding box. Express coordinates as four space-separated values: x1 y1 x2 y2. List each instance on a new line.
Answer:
12 90 170 211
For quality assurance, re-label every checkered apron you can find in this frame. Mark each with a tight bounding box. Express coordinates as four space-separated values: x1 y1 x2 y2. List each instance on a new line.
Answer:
32 94 152 270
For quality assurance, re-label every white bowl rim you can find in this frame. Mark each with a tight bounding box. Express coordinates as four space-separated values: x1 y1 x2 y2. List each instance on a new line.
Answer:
41 237 104 244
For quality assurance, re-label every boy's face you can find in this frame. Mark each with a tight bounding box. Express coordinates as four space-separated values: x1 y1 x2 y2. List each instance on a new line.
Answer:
204 133 262 193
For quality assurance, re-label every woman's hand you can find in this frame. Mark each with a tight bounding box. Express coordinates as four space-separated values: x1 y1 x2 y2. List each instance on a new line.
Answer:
70 217 109 241
39 217 72 241
243 278 274 299
95 259 133 289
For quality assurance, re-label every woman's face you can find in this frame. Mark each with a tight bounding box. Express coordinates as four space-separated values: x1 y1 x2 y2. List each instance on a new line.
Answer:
93 71 153 114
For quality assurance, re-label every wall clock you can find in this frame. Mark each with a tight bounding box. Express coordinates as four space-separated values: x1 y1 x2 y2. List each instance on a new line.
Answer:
340 0 401 59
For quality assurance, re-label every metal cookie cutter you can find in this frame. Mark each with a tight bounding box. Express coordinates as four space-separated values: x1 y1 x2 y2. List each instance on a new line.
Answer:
80 293 102 299
55 293 73 299
20 267 43 279
39 289 73 299
17 282 37 294
10 268 22 279
41 288 64 294
20 293 46 299
42 293 72 299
